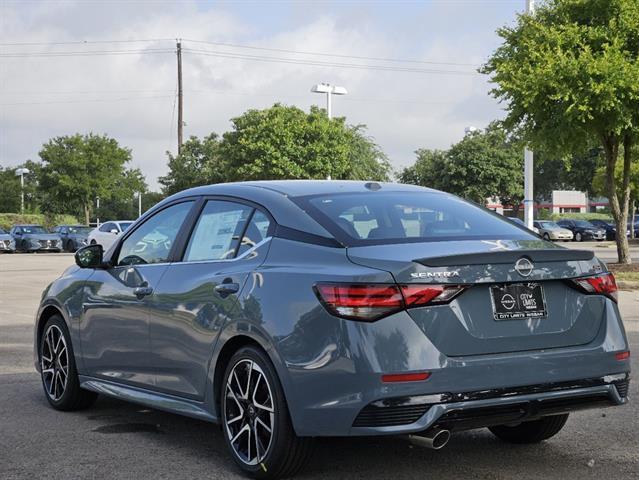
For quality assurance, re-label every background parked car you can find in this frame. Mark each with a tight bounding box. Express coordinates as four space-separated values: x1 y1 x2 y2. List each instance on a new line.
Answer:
87 220 134 251
508 217 540 234
10 225 62 252
628 214 639 238
533 220 573 241
0 227 16 253
556 219 606 242
587 219 629 241
53 225 93 252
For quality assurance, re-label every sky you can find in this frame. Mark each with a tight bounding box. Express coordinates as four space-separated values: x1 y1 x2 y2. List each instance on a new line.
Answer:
0 0 523 190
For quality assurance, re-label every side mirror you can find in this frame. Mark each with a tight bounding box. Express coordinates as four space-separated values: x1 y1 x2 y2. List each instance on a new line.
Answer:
75 244 104 269
110 229 119 234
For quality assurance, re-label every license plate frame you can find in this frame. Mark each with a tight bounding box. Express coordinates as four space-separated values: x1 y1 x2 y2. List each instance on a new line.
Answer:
489 283 548 321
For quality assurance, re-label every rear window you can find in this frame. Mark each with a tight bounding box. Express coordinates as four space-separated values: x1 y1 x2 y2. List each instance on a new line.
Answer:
297 192 537 245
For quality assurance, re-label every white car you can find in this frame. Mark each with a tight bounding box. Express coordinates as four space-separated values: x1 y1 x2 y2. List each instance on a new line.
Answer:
87 220 134 251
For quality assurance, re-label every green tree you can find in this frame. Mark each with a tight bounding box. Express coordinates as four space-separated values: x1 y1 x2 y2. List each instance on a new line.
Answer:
482 0 639 263
0 166 21 213
219 104 389 182
400 124 523 209
38 133 144 224
158 134 224 196
399 149 447 189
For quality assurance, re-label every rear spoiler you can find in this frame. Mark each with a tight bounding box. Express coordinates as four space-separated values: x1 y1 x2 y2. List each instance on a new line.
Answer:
415 249 594 267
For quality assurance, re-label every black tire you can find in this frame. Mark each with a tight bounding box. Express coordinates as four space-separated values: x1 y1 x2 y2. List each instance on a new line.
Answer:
221 346 314 479
543 233 550 241
65 240 75 252
90 239 97 245
39 315 98 411
489 414 569 444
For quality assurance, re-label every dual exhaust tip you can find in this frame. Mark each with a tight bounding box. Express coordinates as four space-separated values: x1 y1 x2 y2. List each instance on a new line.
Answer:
408 428 451 450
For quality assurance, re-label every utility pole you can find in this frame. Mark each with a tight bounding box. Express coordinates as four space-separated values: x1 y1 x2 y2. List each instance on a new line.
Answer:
523 0 535 229
177 40 184 155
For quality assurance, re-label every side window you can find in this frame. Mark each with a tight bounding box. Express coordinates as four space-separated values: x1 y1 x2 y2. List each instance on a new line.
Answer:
184 201 252 262
99 222 113 232
117 201 194 266
237 210 271 257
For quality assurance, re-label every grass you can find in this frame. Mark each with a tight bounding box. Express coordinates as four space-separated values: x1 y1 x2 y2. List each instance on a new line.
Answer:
607 263 639 283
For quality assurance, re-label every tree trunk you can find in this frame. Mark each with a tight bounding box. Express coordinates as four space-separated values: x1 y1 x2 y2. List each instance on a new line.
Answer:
602 134 631 264
84 203 90 226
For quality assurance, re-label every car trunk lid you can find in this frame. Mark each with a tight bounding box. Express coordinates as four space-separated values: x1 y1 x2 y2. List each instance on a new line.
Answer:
347 239 607 356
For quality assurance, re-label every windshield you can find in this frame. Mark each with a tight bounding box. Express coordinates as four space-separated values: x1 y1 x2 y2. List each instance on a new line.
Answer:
538 221 560 230
21 226 47 234
119 222 133 231
297 192 537 245
574 220 595 228
68 226 92 234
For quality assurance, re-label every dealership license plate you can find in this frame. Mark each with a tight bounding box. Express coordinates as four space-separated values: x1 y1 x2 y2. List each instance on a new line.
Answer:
490 283 547 320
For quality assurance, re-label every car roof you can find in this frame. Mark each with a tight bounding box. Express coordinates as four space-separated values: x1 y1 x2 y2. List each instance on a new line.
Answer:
146 181 441 241
13 224 43 227
176 180 434 198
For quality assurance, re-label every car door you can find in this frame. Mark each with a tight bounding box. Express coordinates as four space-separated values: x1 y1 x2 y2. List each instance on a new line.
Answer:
80 201 195 388
147 199 273 399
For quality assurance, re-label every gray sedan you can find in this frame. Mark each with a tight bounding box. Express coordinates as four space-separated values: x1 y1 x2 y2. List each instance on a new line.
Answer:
11 224 62 252
52 225 93 252
34 181 630 479
0 227 15 252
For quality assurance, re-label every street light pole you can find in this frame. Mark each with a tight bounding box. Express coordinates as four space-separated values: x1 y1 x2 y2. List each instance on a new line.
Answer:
523 0 535 229
137 192 142 218
14 168 30 214
311 83 348 119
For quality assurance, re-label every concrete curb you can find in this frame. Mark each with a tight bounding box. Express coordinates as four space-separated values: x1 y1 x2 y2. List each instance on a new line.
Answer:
617 280 639 291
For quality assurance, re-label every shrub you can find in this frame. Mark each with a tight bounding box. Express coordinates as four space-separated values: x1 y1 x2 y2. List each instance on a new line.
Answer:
0 213 79 231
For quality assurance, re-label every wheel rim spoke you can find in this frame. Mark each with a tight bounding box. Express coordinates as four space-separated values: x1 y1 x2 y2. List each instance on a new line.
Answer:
41 324 69 401
224 358 275 466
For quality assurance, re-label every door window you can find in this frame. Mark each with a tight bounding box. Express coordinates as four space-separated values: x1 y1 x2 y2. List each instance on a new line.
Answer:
184 201 253 262
99 222 114 233
117 201 194 266
237 210 271 257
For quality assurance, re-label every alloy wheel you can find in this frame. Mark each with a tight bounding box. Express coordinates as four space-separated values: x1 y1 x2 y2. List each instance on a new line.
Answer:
41 324 69 401
224 359 275 466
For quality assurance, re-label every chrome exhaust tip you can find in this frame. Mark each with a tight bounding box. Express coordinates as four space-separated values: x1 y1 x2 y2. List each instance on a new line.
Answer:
409 428 451 450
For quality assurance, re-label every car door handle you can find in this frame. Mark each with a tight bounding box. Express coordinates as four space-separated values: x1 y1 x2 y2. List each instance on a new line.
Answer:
134 286 154 298
215 282 240 297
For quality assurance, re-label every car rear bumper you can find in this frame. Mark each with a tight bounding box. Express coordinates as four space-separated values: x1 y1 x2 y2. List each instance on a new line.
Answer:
283 300 630 437
350 375 628 435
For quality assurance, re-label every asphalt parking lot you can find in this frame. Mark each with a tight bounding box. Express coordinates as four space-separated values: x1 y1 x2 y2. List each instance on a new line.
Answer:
1 253 637 480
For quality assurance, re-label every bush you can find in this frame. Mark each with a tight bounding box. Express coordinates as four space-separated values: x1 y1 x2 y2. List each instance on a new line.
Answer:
0 213 79 231
549 212 612 222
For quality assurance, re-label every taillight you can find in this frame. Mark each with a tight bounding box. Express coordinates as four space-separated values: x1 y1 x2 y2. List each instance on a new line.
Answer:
314 283 467 321
570 272 618 302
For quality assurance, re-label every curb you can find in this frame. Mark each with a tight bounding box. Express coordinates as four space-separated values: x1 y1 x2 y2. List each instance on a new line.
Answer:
617 280 639 291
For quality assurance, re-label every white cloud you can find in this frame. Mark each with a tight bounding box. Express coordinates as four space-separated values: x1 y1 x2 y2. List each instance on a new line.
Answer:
0 1 516 189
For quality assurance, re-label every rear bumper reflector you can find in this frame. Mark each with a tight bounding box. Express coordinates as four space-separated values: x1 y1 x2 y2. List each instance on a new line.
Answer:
381 372 431 383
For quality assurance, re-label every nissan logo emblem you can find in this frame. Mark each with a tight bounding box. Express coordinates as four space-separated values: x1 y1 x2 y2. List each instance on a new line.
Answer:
515 258 534 277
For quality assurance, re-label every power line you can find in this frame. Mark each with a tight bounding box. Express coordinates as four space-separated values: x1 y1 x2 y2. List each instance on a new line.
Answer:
0 37 480 68
0 48 175 58
183 47 478 75
0 38 175 47
182 38 479 67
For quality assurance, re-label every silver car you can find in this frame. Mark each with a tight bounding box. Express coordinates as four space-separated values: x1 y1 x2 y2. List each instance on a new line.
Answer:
534 221 574 241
